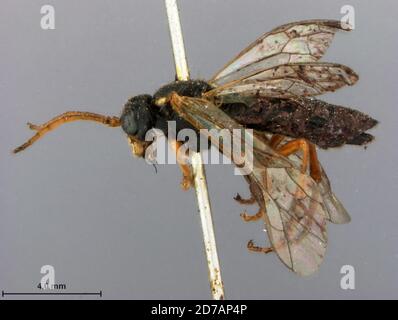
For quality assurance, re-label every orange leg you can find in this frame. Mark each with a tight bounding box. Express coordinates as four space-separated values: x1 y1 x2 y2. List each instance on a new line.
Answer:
169 140 193 191
13 112 120 154
234 193 256 205
276 139 322 182
309 143 322 183
240 209 264 222
247 240 274 254
269 134 285 149
277 139 310 174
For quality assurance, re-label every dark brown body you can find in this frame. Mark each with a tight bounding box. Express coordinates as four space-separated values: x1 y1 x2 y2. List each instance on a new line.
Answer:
148 80 377 149
221 97 378 149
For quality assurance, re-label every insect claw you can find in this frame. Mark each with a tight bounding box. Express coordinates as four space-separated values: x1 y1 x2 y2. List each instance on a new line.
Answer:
234 193 256 205
240 209 264 222
240 210 248 220
27 122 40 131
247 240 273 254
180 174 193 191
234 193 243 201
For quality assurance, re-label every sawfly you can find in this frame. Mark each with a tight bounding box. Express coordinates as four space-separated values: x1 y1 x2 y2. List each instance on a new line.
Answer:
14 20 377 276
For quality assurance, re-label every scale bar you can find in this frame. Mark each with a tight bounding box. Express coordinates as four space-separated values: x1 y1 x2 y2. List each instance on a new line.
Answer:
2 290 102 297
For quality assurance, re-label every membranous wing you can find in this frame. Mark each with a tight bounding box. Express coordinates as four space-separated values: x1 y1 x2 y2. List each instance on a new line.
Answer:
170 94 291 169
284 148 351 224
206 62 358 102
318 166 351 224
210 20 352 86
170 94 331 276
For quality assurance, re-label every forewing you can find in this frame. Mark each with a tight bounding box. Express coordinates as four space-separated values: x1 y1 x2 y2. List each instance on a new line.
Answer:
211 20 351 86
206 62 358 101
169 93 292 169
170 94 329 275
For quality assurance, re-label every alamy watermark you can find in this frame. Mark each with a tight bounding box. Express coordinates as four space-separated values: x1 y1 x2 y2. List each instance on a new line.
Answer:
341 5 356 30
340 265 356 290
40 5 55 30
38 265 66 290
141 121 254 176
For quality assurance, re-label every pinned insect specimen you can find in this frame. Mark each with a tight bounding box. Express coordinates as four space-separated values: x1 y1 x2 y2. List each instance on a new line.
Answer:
14 20 377 276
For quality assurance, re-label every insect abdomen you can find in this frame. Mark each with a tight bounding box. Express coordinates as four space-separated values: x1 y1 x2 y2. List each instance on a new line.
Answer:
221 98 378 149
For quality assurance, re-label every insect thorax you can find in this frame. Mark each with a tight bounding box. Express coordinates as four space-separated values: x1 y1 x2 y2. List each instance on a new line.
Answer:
151 80 213 141
153 79 213 103
121 80 213 149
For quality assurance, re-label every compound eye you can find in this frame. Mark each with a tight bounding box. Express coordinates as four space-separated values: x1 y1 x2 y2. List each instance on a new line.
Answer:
120 108 138 136
120 94 155 139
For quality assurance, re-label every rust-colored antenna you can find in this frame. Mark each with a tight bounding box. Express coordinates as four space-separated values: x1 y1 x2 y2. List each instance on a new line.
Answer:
13 111 120 154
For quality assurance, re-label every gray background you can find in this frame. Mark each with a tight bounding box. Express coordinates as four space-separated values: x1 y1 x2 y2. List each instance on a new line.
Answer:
1 0 397 299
